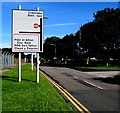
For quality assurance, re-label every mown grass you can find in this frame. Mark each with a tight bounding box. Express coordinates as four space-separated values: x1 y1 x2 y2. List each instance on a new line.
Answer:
76 66 120 69
115 74 120 76
1 64 74 112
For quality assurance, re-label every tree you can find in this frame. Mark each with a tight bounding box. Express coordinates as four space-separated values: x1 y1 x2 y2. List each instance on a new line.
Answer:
93 8 120 66
61 34 76 58
80 8 120 66
43 36 61 60
43 34 79 64
43 8 120 66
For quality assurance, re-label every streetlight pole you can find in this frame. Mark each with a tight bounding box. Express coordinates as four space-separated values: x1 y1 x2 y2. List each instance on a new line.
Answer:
50 44 56 57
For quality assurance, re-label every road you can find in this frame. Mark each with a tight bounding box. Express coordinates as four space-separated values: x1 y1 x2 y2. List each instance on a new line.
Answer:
40 66 120 113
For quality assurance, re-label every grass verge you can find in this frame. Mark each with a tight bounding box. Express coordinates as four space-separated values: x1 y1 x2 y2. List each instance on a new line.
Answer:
115 74 120 76
1 64 74 112
76 66 120 69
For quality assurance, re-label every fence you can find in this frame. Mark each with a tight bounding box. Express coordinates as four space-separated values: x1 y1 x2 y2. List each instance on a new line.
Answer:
0 51 15 69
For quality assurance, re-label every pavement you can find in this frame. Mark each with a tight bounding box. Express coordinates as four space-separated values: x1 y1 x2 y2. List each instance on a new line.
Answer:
0 63 26 74
77 70 119 78
73 67 120 78
0 67 15 74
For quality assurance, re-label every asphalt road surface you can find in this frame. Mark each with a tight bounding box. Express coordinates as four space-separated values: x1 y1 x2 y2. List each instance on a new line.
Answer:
40 66 120 113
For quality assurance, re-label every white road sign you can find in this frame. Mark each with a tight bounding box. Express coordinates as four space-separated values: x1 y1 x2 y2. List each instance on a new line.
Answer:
12 10 43 52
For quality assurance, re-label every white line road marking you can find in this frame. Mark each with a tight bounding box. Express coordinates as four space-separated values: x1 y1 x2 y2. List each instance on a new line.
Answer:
72 75 103 90
73 76 78 79
83 80 104 90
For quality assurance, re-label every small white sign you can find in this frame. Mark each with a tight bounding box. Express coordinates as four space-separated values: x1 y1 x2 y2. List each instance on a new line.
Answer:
12 10 43 52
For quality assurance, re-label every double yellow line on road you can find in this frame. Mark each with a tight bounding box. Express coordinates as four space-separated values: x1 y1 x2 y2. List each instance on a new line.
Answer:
39 69 91 113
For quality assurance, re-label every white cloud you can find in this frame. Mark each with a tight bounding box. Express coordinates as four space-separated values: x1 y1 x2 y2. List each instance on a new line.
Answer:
45 23 78 27
0 42 11 48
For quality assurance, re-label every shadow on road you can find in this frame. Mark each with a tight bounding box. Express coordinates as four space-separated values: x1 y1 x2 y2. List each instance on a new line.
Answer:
93 76 120 85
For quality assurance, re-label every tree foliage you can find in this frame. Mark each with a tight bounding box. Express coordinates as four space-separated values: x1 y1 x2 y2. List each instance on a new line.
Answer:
43 8 120 65
81 8 120 64
43 36 61 60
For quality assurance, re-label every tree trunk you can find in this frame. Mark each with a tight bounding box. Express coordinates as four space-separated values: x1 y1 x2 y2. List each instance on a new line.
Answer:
86 56 90 64
106 62 109 67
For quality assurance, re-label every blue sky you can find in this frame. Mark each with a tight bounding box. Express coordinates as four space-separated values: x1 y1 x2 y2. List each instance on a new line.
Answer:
1 2 119 48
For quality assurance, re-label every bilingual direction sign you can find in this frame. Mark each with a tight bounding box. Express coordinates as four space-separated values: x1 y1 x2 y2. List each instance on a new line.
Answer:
12 10 43 52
